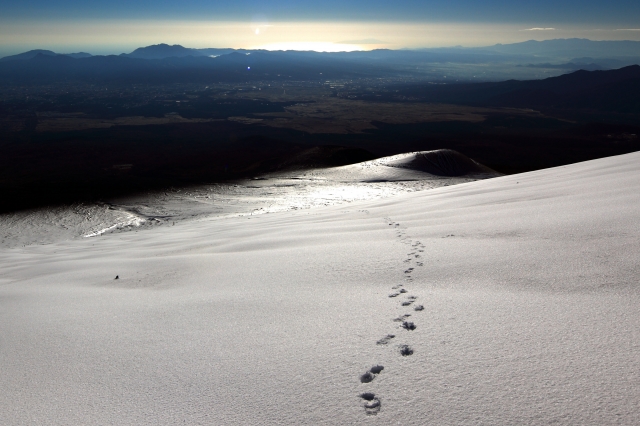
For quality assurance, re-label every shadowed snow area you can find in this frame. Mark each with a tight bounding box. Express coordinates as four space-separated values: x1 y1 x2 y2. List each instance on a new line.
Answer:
1 152 639 424
0 204 146 248
294 149 499 183
0 150 498 248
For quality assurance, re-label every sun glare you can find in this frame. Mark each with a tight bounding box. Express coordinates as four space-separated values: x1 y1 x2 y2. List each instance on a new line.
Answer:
255 42 363 52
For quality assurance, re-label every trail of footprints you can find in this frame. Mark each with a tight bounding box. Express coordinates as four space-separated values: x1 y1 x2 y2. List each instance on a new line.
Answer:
357 218 427 415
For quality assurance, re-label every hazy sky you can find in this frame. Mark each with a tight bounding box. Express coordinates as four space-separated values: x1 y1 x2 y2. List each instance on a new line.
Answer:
2 0 640 55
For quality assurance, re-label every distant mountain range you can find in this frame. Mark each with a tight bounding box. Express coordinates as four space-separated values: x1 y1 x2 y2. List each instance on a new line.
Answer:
0 49 92 61
0 44 241 62
478 38 640 58
124 44 237 59
3 38 640 63
390 65 640 113
1 40 639 113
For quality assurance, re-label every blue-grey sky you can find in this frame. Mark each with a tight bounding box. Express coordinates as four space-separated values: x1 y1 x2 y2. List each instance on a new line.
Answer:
2 0 640 55
4 0 640 23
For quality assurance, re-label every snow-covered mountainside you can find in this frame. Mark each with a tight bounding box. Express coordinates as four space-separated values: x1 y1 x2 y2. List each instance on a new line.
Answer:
1 151 638 424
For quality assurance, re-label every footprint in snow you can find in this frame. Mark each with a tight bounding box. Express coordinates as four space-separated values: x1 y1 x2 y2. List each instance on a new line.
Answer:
360 365 385 383
370 365 384 374
360 393 381 415
360 372 375 383
393 314 411 322
401 321 416 331
399 345 414 356
377 334 395 345
414 305 425 311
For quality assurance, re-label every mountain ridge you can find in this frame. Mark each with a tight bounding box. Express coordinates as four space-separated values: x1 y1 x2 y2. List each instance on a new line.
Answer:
4 38 640 62
0 50 93 62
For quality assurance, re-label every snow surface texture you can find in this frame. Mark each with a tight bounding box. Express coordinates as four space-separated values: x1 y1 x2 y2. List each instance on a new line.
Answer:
0 203 145 248
1 152 639 424
0 150 492 249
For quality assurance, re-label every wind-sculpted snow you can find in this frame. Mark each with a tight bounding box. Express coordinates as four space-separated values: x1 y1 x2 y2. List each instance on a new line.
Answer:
1 152 639 424
386 149 498 176
298 149 501 183
0 203 145 248
0 150 493 248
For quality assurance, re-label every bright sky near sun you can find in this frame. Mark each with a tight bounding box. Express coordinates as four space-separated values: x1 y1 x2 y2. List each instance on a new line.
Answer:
1 0 640 55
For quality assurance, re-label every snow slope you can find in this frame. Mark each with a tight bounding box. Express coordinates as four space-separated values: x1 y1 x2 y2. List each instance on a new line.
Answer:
296 149 499 182
0 150 495 249
1 152 639 424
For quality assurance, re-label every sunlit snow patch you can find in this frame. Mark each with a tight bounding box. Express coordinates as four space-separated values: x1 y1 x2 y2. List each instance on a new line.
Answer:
83 211 145 238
